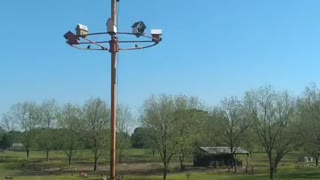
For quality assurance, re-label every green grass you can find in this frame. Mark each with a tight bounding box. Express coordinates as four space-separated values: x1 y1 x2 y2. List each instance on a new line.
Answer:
11 176 84 180
2 167 318 180
7 168 320 180
0 149 319 180
125 167 320 180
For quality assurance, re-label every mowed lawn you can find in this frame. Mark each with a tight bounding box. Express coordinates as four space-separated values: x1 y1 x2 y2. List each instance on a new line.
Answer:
5 168 320 180
1 149 320 180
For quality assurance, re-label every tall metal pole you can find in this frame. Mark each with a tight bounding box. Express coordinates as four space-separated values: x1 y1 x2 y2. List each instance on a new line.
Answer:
110 0 118 179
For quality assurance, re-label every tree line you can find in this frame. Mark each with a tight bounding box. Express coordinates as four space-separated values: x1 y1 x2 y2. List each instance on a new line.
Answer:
0 98 133 171
2 84 320 180
135 84 320 180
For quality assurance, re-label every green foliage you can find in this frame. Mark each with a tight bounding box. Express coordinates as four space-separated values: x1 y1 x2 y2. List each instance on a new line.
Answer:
0 134 10 149
197 109 224 147
131 127 152 148
4 102 42 158
140 94 206 178
0 131 22 149
174 108 208 171
3 85 320 179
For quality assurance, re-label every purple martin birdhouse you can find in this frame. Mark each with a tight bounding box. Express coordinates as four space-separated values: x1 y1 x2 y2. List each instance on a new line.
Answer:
64 31 80 45
75 24 89 38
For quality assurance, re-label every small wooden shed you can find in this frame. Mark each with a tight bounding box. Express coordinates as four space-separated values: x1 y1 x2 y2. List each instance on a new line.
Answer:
193 147 249 167
10 143 25 151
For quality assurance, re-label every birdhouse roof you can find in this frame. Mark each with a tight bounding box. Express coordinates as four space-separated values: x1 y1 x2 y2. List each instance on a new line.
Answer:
132 21 146 28
151 29 162 35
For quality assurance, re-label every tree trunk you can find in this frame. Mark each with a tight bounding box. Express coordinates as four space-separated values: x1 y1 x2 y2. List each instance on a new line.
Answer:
94 157 98 171
118 154 122 163
118 150 123 163
93 149 99 171
268 153 275 180
269 155 278 180
234 154 237 173
68 155 72 166
179 155 185 171
68 149 73 166
46 148 49 161
270 166 277 180
315 156 319 166
26 149 30 158
245 154 249 173
163 162 168 180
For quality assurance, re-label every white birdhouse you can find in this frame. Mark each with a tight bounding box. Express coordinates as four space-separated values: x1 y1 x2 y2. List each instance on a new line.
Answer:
107 18 117 34
151 29 163 42
76 24 89 37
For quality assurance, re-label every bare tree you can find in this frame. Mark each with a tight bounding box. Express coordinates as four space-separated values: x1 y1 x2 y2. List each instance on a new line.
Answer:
297 84 320 166
244 86 299 180
82 98 110 171
241 128 259 172
5 102 41 158
38 99 59 161
1 113 18 132
117 104 134 163
219 96 248 172
58 103 82 166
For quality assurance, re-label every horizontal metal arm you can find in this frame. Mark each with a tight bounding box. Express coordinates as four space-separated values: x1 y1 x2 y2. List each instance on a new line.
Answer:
79 40 154 44
69 31 160 52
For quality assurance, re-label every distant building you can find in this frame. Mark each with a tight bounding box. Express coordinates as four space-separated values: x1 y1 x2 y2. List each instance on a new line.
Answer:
193 146 249 167
10 143 25 151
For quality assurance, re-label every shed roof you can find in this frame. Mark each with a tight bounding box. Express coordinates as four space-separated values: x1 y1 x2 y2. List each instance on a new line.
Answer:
11 143 24 147
199 147 249 155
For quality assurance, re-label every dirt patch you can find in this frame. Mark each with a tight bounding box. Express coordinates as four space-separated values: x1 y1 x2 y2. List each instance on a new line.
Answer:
16 163 251 177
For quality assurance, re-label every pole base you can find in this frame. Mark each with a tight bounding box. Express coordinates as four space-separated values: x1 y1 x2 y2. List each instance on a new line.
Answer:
106 176 123 180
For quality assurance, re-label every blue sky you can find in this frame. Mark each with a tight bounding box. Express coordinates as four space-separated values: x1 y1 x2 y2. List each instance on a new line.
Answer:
1 0 320 116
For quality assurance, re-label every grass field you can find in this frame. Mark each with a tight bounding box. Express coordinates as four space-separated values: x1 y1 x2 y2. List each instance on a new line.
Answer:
0 149 319 180
2 167 320 180
126 168 320 180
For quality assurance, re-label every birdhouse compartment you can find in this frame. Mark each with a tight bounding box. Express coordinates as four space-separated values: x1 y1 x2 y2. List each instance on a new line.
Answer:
64 31 80 45
76 24 89 37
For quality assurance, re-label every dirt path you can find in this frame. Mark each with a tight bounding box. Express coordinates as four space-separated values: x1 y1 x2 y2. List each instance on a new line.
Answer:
18 162 253 177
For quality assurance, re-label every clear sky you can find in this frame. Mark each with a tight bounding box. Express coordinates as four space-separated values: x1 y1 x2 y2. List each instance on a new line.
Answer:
1 0 320 117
